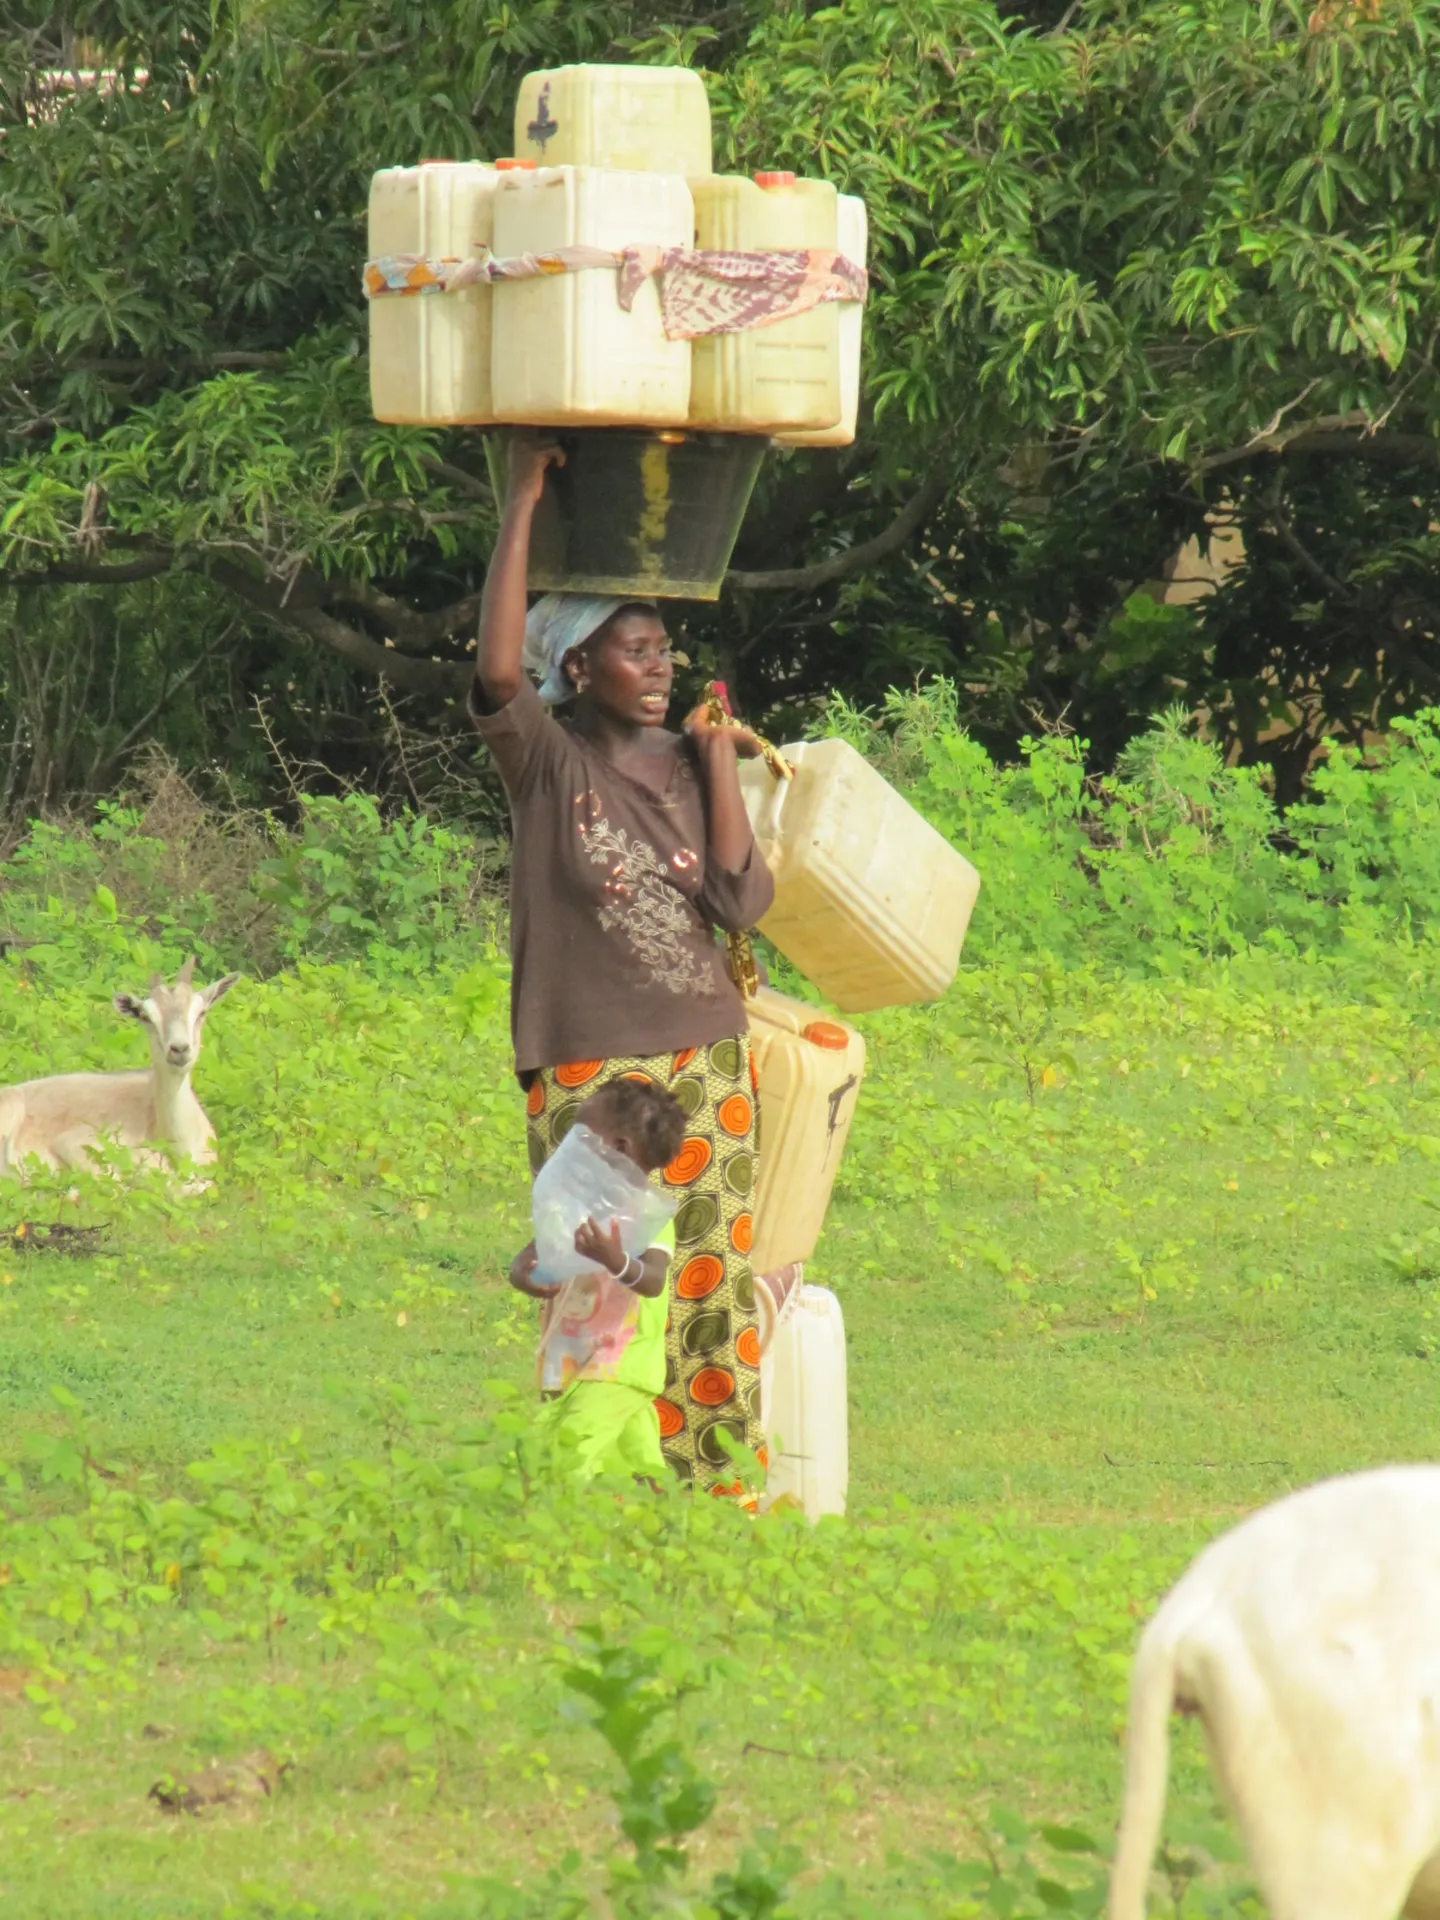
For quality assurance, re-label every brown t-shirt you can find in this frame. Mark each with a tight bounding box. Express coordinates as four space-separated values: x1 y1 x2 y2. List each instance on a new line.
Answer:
470 677 775 1075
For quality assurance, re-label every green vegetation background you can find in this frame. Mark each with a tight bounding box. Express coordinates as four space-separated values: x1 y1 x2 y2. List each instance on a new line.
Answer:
4 696 1440 1915
10 0 1440 810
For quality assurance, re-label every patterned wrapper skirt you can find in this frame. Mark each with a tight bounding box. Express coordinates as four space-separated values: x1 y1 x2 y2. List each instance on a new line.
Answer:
525 1034 765 1498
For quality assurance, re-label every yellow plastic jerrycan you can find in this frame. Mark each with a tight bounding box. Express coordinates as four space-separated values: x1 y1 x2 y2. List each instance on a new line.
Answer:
747 987 865 1275
687 172 841 435
774 193 867 449
490 165 693 427
738 740 982 1013
367 161 499 426
513 65 713 177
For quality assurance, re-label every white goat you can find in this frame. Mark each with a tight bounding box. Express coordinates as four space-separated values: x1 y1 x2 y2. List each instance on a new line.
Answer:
1111 1465 1440 1920
0 958 238 1179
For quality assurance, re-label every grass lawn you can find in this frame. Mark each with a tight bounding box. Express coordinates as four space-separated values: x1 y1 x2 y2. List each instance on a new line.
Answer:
2 956 1437 1917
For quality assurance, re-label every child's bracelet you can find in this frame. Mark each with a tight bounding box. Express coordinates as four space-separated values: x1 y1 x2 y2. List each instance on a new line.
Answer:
618 1255 644 1289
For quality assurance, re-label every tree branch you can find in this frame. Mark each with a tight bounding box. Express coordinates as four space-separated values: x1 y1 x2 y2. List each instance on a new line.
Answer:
5 551 176 586
1264 480 1357 605
1196 413 1440 476
329 578 481 652
420 455 493 503
90 624 237 785
725 466 954 592
205 559 469 700
728 460 856 570
292 36 407 60
3 548 473 699
1275 431 1440 469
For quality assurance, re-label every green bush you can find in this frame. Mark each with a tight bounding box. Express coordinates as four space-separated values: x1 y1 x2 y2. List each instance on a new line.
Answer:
7 696 1440 1911
251 793 500 973
0 758 502 983
822 688 1440 969
10 695 1440 988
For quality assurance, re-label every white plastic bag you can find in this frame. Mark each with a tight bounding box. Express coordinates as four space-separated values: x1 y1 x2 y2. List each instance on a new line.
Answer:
531 1123 677 1289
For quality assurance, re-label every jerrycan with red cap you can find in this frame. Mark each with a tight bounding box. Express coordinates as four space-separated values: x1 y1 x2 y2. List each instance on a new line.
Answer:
746 985 866 1274
687 172 842 435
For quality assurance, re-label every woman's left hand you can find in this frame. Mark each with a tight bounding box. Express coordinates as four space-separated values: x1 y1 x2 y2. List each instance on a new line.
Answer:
683 704 764 759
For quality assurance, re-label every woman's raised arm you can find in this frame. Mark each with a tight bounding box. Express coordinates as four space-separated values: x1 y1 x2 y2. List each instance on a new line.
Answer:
475 437 562 710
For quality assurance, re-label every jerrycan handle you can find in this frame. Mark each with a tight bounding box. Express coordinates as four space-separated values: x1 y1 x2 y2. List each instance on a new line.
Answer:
758 739 802 847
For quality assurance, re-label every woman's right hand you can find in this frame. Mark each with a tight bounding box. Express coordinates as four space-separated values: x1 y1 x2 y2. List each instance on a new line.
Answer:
507 433 565 510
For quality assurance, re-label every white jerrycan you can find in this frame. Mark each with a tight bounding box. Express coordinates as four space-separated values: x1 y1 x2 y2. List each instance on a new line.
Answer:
760 1282 848 1521
513 64 713 176
687 172 841 435
489 164 694 427
738 738 981 1013
367 161 499 426
774 192 868 449
746 988 864 1274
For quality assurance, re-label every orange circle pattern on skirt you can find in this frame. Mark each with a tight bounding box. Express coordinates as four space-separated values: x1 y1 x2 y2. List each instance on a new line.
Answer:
525 1034 763 1499
688 1366 736 1407
664 1136 713 1186
554 1059 605 1090
676 1254 724 1300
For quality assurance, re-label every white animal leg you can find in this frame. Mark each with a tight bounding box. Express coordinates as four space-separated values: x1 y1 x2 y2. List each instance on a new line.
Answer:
0 1089 25 1179
1192 1638 1418 1920
1110 1625 1176 1920
48 1127 105 1174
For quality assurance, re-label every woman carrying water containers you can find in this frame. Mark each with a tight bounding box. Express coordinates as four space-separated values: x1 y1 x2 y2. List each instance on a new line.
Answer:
471 434 776 1502
372 58 984 1515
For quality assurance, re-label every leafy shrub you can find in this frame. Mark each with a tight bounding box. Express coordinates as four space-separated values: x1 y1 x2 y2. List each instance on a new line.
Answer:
0 1377 1169 1908
822 687 1440 970
5 824 1439 1909
0 753 502 980
12 691 1440 987
252 793 500 973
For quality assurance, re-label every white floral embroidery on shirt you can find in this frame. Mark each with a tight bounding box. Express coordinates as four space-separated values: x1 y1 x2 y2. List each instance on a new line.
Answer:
579 815 716 998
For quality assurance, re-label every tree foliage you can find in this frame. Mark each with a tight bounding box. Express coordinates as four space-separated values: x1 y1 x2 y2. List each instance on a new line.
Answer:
4 0 1440 810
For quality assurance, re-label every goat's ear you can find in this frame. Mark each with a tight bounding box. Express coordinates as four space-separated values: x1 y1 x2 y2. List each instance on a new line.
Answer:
113 993 147 1021
201 973 241 1010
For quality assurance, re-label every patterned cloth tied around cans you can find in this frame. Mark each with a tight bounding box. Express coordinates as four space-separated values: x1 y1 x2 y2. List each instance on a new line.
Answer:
362 244 868 340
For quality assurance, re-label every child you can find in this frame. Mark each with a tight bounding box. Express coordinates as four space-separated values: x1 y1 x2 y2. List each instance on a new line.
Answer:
508 1078 687 1484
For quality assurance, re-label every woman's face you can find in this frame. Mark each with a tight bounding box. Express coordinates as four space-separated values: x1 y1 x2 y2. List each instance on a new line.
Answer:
568 610 673 727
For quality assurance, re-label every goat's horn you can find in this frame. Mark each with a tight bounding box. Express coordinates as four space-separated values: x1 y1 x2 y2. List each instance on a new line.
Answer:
149 972 163 990
177 955 195 986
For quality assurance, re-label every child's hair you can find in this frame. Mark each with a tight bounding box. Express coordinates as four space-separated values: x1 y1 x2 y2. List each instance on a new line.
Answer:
580 1078 687 1173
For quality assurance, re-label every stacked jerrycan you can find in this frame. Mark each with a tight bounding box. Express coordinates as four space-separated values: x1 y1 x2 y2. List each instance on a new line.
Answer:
740 747 982 1520
760 1277 848 1521
747 991 864 1275
365 64 869 597
747 990 861 1522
